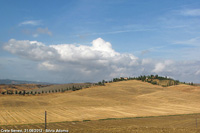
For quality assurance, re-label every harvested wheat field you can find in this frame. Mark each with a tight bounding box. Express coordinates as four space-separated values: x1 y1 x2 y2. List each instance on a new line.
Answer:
0 80 200 127
0 113 200 133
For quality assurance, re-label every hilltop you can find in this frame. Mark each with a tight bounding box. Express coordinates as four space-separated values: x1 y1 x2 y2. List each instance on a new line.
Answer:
111 75 181 87
0 75 194 95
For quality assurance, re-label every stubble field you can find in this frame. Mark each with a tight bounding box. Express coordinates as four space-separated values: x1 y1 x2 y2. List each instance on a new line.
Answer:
0 80 200 132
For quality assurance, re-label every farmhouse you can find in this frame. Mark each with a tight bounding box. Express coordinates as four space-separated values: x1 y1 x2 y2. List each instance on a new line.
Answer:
120 77 128 80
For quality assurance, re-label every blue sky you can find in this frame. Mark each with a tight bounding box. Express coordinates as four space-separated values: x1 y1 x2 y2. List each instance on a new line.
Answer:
0 0 200 83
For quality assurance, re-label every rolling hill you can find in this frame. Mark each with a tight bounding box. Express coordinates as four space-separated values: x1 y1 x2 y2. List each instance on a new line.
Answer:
0 80 200 126
0 79 52 85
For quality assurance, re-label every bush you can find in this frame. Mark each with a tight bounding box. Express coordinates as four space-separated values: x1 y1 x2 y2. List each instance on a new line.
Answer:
1 91 6 95
7 90 14 95
151 81 157 85
83 120 91 122
162 85 167 87
22 90 26 95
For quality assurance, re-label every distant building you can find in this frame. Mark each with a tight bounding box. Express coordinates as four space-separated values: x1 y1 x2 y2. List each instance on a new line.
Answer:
120 77 128 80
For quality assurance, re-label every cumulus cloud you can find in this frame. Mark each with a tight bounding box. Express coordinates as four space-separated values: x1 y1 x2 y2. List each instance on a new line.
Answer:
3 38 200 83
152 63 165 73
4 39 58 61
38 61 60 71
141 58 152 65
4 38 139 81
152 60 173 73
14 38 134 64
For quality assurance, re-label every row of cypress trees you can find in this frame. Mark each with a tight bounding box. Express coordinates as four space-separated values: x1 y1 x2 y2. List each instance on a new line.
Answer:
1 85 89 95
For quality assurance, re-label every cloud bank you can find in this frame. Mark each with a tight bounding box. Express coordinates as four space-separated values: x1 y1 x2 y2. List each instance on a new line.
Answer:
4 38 139 82
3 38 200 83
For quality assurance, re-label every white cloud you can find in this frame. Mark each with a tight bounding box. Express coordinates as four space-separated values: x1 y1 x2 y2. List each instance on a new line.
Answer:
19 20 41 26
180 9 200 16
152 60 173 73
152 63 165 73
75 28 156 37
38 61 60 71
36 27 52 36
173 37 200 46
4 39 58 61
141 50 150 55
3 38 200 83
4 38 139 81
164 60 173 65
22 27 52 37
33 34 39 38
195 70 200 75
141 58 152 65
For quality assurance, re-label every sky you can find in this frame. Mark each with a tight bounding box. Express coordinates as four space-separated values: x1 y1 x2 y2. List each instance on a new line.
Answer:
0 0 200 83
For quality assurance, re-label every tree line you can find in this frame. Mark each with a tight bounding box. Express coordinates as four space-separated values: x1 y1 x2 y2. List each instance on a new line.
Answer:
0 84 92 95
97 75 183 87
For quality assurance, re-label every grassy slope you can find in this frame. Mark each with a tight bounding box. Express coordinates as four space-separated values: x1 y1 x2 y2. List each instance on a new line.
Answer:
0 80 200 125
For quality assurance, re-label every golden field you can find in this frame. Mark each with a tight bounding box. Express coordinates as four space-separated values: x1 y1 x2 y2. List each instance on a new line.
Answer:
0 80 200 132
1 114 199 133
0 84 43 93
